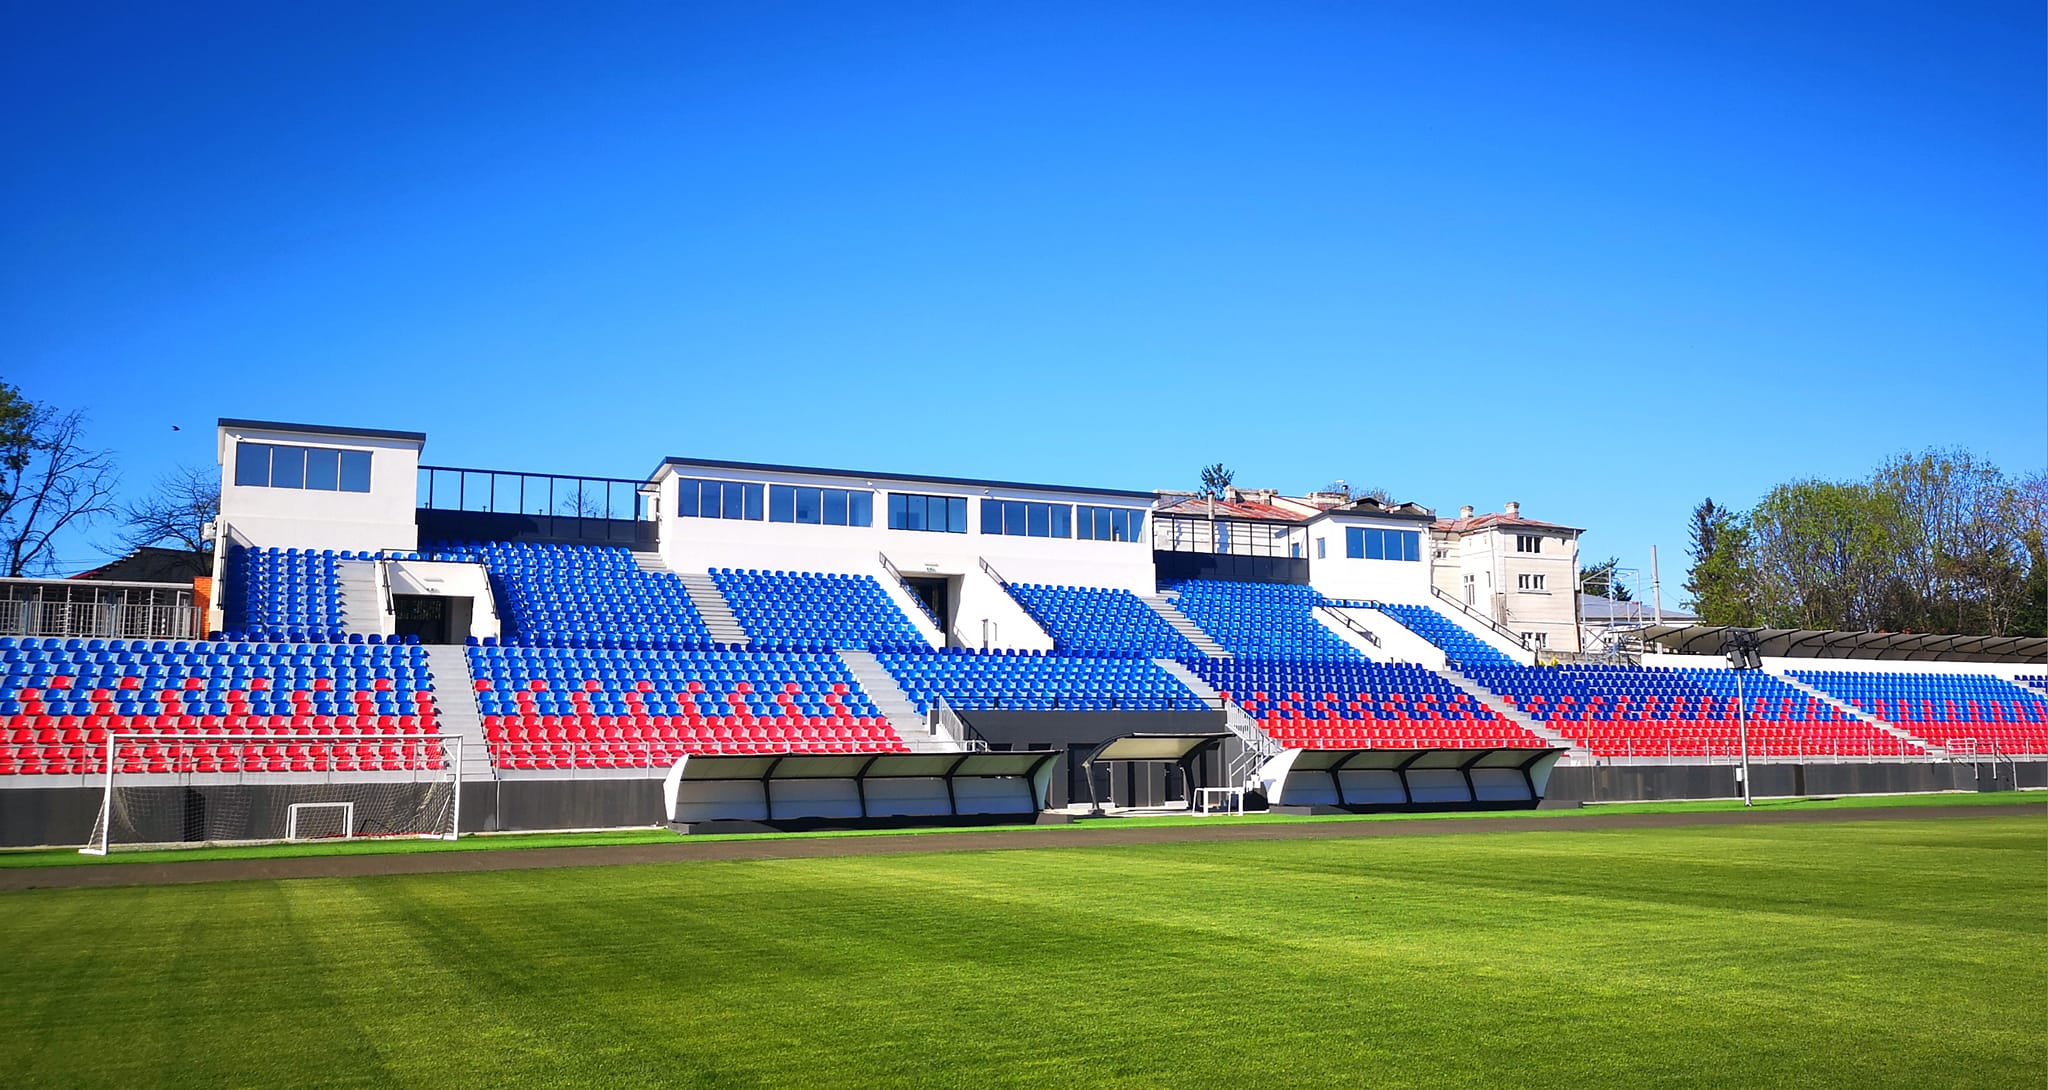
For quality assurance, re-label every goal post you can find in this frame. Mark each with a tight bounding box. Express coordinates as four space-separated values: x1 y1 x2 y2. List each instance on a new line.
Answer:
80 733 462 855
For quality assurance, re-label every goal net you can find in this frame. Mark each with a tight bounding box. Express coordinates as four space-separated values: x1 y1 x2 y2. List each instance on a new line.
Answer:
81 733 461 854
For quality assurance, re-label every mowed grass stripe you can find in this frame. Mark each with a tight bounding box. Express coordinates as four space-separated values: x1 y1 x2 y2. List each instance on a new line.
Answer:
3 816 2042 1089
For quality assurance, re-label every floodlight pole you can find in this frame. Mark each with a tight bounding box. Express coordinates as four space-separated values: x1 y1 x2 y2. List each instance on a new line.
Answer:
1735 668 1752 808
1724 630 1759 808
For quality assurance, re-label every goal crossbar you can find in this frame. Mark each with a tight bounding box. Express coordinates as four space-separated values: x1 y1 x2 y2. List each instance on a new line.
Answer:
80 732 463 855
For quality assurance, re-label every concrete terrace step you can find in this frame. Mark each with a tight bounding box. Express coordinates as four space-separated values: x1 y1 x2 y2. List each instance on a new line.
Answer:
1436 662 1581 752
1773 671 1944 755
421 644 497 781
1140 593 1230 659
673 570 750 647
335 560 384 638
836 649 960 753
1151 658 1221 704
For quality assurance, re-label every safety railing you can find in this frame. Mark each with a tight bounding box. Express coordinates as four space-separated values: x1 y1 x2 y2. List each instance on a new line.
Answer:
1316 604 1382 648
879 552 943 633
0 600 201 640
1429 584 1531 651
927 695 991 752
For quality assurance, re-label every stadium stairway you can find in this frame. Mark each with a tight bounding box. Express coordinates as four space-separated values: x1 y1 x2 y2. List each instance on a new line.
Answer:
1139 592 1229 658
1434 662 1579 752
1773 671 1946 755
422 644 497 780
1152 658 1222 704
672 569 751 646
335 560 384 639
836 649 957 752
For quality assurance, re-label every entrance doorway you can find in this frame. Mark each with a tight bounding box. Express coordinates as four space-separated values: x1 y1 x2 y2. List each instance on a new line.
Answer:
393 594 471 645
902 575 952 633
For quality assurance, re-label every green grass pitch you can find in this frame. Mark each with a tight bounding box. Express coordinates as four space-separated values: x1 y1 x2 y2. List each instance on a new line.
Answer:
3 814 2042 1088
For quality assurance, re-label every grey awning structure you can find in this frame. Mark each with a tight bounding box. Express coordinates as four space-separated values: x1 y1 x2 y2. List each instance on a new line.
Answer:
1640 625 2048 664
1079 733 1231 813
1260 747 1569 812
662 750 1063 829
1086 733 1231 763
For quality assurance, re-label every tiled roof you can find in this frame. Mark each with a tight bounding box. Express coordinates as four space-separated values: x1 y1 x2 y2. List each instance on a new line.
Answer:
1433 513 1581 533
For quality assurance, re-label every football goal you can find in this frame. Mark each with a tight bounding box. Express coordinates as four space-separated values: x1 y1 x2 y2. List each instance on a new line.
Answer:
80 733 462 854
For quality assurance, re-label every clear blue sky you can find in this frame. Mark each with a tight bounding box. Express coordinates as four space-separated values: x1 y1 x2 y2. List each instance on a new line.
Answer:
5 2 2043 599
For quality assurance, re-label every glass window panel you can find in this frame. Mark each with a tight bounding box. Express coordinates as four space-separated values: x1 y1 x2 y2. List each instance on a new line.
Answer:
744 483 764 521
304 448 340 491
769 485 796 523
823 489 848 526
1049 505 1070 538
1346 527 1364 559
849 491 873 527
1403 531 1419 562
948 497 967 533
235 444 271 487
795 487 822 525
888 494 907 529
720 483 744 520
1027 504 1049 537
905 496 925 531
676 479 700 518
980 498 1001 534
1127 511 1143 540
269 446 305 489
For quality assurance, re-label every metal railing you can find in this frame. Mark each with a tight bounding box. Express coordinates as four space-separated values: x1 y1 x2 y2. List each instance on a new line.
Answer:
1316 604 1382 648
927 695 991 752
418 465 652 520
0 600 201 640
1561 738 1952 766
879 552 944 634
978 557 1058 636
1429 584 1531 651
1223 702 1282 787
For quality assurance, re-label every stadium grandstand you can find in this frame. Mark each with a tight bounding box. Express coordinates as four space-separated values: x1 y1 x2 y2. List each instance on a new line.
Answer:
0 418 2040 849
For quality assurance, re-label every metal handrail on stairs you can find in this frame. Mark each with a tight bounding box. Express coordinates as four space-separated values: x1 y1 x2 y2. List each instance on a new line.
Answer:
1316 604 1382 648
1428 585 1530 651
978 557 1057 635
926 695 991 752
879 552 944 634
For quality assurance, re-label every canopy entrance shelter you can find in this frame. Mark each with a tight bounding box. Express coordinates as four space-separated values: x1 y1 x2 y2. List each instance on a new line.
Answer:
1259 747 1569 814
663 750 1063 833
1077 732 1232 814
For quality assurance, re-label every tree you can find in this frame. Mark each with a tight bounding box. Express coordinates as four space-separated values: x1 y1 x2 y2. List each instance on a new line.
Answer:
558 483 608 518
1580 556 1633 601
118 465 219 554
1198 463 1234 498
0 383 118 576
1684 497 1758 626
1678 450 2044 636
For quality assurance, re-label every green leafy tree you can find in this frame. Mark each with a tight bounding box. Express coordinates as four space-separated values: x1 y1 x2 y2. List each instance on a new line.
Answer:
1580 556 1633 601
1198 463 1234 498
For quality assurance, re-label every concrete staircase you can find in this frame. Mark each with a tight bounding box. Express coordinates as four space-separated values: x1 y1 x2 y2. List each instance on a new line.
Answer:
1437 663 1580 752
1140 592 1229 658
837 649 958 752
671 568 750 646
1774 671 1943 755
335 560 385 639
1152 658 1221 704
422 644 496 781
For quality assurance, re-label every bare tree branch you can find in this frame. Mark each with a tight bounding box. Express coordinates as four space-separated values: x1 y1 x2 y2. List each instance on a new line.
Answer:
117 464 219 554
0 397 120 576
